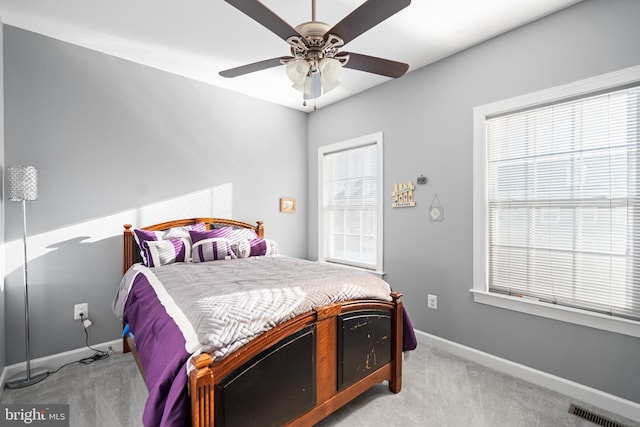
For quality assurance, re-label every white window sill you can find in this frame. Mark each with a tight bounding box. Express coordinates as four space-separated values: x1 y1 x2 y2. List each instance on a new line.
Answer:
470 289 640 338
318 260 385 278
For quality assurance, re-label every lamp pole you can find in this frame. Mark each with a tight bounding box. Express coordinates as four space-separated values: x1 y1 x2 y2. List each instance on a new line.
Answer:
6 166 49 389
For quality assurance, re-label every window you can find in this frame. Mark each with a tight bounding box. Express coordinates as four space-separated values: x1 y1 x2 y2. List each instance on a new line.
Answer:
318 132 383 273
473 67 640 337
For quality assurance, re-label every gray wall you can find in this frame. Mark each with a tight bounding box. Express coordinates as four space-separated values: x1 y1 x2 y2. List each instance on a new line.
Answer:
3 26 307 364
308 0 640 403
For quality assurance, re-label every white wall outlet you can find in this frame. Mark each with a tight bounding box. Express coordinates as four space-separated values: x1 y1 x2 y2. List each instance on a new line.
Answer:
74 303 88 320
427 294 438 310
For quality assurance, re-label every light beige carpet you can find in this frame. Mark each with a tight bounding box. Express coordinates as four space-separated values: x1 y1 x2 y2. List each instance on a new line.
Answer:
2 334 637 427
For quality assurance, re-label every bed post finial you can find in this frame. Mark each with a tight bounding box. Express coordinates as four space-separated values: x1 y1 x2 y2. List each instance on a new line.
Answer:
123 224 135 275
256 220 264 239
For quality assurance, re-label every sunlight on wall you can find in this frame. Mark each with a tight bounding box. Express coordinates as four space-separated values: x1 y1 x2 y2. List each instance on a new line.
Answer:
2 183 233 281
133 182 232 229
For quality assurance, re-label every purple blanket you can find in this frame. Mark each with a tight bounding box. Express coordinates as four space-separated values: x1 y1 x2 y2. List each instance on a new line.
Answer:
403 307 418 351
123 273 191 426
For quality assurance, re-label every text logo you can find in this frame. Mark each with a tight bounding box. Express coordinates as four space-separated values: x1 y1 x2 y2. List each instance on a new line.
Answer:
0 405 69 426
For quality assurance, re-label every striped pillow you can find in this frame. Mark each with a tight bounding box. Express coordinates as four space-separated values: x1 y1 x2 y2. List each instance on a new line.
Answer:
164 222 206 238
230 228 258 244
134 222 206 266
232 238 279 258
189 227 233 242
191 239 234 263
189 228 235 262
142 238 191 267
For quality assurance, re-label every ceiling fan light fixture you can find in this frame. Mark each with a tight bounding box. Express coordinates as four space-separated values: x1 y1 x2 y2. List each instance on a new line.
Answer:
320 78 340 95
286 59 311 85
320 57 341 78
319 58 342 94
303 71 322 100
288 56 343 100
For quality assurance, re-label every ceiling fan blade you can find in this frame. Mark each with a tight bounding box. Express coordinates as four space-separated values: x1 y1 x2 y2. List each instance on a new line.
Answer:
224 0 300 42
219 57 292 78
340 52 409 78
326 0 411 45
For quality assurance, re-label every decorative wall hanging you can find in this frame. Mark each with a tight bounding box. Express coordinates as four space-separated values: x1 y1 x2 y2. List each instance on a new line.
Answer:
280 197 296 213
429 193 443 221
392 181 416 208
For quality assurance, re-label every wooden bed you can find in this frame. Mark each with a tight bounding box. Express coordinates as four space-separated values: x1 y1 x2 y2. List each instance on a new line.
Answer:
121 218 403 427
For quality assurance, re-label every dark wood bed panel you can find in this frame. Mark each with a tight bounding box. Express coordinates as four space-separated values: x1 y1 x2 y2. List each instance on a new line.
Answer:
121 218 403 427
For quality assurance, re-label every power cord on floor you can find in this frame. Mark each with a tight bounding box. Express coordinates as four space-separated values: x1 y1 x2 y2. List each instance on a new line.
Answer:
49 313 111 374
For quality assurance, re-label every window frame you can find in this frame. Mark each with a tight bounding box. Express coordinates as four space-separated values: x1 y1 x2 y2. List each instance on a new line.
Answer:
472 66 640 338
317 132 384 274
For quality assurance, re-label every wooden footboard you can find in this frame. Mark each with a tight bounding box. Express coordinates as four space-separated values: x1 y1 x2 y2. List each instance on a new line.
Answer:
188 292 403 427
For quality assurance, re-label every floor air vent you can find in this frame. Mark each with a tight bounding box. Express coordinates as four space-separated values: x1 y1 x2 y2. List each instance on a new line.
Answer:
568 403 626 427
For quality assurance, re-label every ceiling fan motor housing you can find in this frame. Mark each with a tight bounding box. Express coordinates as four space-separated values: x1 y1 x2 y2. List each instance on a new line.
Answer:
295 21 330 42
289 21 344 65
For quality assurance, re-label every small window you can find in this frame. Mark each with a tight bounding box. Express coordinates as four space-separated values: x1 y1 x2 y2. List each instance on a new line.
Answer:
473 66 640 337
318 132 383 273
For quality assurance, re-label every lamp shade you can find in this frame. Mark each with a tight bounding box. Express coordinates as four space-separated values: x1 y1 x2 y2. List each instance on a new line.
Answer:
286 59 310 85
319 58 342 94
8 166 38 202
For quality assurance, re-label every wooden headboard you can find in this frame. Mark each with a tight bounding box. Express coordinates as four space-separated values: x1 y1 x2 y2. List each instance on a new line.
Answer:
122 218 264 274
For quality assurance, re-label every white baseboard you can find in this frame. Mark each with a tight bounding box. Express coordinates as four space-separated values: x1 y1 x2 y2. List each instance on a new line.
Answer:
0 339 122 401
416 330 640 423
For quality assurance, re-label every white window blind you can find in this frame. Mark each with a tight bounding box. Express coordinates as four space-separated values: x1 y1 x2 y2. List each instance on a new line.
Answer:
319 134 383 271
486 85 640 321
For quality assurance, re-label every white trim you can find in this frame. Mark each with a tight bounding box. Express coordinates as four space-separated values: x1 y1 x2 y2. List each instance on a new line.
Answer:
317 131 384 274
416 330 640 423
0 338 122 400
473 65 640 334
317 259 385 278
475 65 640 118
470 290 640 338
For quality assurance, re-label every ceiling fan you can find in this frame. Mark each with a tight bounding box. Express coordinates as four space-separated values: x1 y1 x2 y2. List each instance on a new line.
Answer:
220 0 411 107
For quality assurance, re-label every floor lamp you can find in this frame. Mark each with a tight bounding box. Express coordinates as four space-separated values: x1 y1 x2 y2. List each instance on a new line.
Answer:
6 165 49 389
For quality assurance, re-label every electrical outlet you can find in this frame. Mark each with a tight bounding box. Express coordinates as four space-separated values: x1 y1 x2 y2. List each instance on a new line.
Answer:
427 294 438 310
74 303 88 320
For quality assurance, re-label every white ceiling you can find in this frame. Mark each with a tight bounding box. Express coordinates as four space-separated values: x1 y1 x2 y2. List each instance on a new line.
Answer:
0 0 581 112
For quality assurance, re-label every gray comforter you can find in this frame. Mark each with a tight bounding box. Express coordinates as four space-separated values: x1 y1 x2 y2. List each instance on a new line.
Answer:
113 255 391 362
